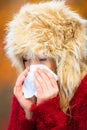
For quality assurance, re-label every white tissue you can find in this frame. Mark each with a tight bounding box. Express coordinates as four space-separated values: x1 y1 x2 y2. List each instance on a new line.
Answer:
22 64 58 98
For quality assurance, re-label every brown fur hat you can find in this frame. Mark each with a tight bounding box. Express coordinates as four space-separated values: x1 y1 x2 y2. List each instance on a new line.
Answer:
4 0 87 111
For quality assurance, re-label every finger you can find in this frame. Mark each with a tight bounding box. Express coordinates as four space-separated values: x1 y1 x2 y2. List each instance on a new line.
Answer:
16 67 30 87
42 69 58 88
36 69 51 90
14 75 27 100
34 76 41 92
40 69 59 94
34 71 45 93
18 67 29 80
14 86 23 98
34 71 43 91
21 68 29 77
15 75 25 88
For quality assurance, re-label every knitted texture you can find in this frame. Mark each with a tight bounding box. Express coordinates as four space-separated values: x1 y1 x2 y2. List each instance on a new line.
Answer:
7 75 87 130
7 96 35 130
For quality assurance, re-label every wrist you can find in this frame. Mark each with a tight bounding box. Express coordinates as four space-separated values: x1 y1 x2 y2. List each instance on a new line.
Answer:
24 109 33 119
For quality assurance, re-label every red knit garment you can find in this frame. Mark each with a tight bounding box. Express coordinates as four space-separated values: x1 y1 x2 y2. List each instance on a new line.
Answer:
7 75 87 130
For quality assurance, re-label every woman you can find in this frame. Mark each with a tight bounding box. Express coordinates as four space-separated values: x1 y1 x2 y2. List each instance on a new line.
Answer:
5 0 87 129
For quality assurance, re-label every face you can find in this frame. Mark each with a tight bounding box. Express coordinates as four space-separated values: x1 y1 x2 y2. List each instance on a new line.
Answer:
22 55 56 73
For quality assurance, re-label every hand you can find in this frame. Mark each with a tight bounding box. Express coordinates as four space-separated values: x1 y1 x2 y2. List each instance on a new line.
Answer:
34 68 59 104
14 67 36 119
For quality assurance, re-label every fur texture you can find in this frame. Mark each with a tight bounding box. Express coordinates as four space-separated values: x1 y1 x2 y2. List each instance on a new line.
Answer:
4 0 87 111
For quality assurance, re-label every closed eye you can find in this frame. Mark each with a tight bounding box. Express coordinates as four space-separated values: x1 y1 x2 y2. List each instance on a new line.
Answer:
22 58 27 62
39 58 47 61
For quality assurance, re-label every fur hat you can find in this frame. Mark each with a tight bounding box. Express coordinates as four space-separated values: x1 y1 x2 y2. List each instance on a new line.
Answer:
5 0 87 111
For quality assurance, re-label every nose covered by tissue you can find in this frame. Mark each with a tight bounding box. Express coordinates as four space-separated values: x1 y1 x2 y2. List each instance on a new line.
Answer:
22 64 58 98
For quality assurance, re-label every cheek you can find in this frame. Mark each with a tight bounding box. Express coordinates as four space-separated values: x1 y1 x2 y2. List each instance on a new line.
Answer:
44 60 56 73
24 61 31 68
50 62 57 73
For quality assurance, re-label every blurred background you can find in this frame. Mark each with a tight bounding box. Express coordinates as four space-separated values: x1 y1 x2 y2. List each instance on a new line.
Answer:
0 0 87 129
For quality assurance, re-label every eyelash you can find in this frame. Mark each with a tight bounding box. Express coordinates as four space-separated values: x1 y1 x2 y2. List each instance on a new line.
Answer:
39 58 47 61
23 58 47 63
